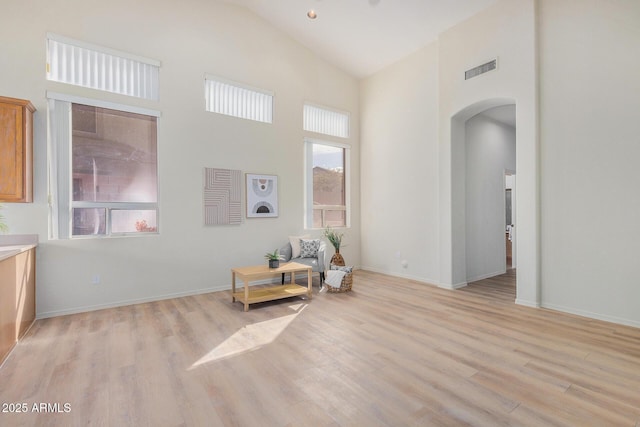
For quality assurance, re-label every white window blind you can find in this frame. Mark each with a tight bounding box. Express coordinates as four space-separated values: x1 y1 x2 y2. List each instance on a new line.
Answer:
46 33 160 101
205 75 273 123
303 103 350 138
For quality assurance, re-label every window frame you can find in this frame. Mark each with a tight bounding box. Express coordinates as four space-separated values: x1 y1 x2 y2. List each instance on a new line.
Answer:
304 137 351 230
47 91 161 239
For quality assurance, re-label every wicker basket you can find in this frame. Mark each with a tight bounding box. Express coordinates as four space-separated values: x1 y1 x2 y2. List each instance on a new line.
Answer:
326 266 353 293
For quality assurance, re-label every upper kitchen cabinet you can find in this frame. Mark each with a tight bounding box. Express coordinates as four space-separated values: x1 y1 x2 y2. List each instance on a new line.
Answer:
0 96 35 203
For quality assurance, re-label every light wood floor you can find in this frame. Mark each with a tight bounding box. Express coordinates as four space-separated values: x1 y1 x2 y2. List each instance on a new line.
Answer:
1 270 640 426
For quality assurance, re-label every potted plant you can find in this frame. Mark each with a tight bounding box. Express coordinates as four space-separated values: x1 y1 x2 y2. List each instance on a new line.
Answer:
324 226 345 266
265 249 283 269
0 205 8 234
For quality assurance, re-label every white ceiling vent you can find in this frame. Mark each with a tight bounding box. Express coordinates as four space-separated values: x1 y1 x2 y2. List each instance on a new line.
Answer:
465 59 497 80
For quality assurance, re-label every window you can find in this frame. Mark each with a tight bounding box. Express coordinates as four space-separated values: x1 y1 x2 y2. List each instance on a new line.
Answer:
48 93 160 238
303 102 351 229
305 139 350 229
46 33 160 100
205 75 273 123
303 103 349 138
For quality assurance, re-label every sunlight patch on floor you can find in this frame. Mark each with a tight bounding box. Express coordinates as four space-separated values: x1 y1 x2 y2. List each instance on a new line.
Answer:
190 303 307 368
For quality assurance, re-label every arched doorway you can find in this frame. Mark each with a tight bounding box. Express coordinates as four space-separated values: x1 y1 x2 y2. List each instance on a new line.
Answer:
465 104 516 282
442 98 539 306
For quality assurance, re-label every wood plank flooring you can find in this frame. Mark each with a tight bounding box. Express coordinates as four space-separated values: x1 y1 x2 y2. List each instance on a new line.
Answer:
1 269 639 426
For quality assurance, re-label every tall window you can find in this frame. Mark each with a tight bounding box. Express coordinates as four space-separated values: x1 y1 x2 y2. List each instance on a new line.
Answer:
303 103 350 229
305 139 349 229
48 94 160 238
46 35 161 239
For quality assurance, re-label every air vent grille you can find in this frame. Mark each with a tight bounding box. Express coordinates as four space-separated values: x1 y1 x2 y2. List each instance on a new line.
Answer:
465 59 497 80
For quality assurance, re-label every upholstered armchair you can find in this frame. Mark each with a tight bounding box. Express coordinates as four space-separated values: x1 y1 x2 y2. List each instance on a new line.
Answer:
279 238 326 284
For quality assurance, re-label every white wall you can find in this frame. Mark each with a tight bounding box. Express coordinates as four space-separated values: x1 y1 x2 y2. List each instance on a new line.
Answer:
360 0 640 328
359 43 440 283
437 0 537 299
539 0 640 326
465 111 516 282
359 0 536 293
0 0 360 317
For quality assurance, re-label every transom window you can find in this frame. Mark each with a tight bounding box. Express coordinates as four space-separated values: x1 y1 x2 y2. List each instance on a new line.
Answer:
205 75 273 123
46 33 160 100
303 103 349 138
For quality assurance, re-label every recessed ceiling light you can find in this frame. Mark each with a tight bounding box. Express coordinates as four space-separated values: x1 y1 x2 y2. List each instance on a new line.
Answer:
307 10 317 20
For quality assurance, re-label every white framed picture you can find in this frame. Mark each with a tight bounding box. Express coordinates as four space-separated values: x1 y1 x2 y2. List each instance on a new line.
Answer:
246 174 278 218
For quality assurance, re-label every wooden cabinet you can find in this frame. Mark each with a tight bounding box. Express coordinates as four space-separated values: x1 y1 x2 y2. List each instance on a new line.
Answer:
0 96 35 203
0 247 36 365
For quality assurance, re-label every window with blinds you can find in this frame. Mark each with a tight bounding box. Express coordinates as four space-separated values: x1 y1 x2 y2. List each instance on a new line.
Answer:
204 75 273 123
46 33 160 101
303 103 350 138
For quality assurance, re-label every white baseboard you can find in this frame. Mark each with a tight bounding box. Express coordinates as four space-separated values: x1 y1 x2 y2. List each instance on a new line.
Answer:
439 281 468 290
515 298 540 308
467 269 506 283
36 285 230 319
36 273 325 320
541 302 640 329
358 265 470 290
359 265 439 287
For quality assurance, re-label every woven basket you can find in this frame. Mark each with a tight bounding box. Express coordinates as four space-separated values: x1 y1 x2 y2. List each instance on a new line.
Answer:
326 267 353 293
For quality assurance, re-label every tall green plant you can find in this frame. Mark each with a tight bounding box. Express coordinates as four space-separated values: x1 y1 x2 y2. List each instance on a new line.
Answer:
323 226 343 251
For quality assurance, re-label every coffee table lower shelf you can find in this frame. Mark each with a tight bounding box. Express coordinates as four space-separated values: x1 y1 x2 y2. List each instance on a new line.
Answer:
232 284 309 307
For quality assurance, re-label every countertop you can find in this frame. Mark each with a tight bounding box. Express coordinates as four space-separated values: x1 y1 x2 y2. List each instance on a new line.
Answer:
0 244 37 262
0 234 38 262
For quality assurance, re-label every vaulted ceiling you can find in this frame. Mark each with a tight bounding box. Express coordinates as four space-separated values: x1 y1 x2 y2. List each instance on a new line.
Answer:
223 0 499 78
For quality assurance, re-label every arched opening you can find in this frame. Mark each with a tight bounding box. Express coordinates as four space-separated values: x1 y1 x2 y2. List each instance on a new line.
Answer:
445 97 538 305
465 105 516 282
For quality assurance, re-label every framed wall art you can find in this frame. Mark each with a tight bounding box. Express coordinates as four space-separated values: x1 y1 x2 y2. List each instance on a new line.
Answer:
246 173 278 218
203 167 242 225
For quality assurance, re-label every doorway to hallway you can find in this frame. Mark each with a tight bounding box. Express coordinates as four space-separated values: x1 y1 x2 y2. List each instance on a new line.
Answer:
505 171 516 270
464 104 516 284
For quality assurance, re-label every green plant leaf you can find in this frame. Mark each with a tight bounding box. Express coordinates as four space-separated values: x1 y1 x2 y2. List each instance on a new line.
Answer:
323 226 343 250
264 249 282 260
0 205 8 234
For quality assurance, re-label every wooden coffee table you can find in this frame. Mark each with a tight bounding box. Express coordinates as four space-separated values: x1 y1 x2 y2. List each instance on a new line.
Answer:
231 262 313 311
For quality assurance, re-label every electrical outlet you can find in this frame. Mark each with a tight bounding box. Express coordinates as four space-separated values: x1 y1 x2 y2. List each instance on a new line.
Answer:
395 251 401 258
91 274 100 285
